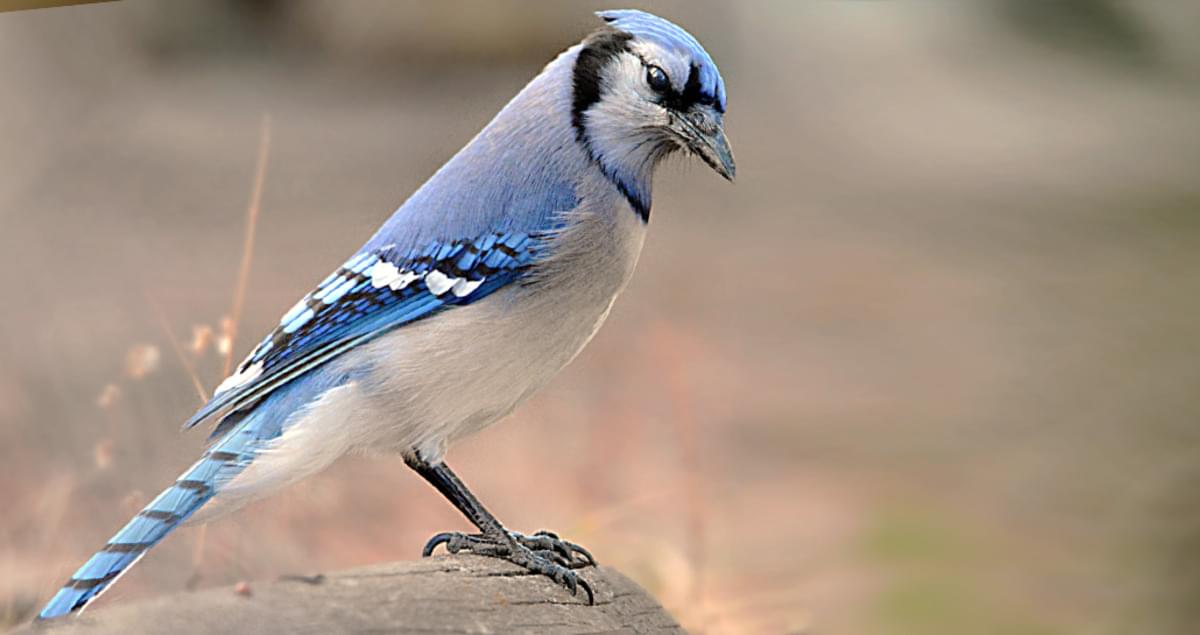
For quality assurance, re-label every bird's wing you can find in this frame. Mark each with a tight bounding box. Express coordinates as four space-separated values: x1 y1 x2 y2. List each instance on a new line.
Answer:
184 230 542 431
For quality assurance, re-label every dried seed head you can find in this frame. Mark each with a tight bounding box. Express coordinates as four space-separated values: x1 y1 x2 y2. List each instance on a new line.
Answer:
124 344 161 379
93 438 115 470
189 324 214 355
96 383 121 409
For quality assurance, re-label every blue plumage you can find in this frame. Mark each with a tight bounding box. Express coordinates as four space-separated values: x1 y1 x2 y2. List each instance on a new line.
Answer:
597 10 727 112
39 386 293 616
184 231 543 431
38 9 733 621
42 230 544 620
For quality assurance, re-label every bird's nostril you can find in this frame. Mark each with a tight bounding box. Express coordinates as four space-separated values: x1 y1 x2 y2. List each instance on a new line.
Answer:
687 110 716 133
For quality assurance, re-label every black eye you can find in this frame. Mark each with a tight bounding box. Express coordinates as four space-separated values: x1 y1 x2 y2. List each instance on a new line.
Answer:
646 65 670 93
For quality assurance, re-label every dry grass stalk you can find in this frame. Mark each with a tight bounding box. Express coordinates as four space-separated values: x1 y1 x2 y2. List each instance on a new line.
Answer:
223 113 272 378
147 294 208 404
192 112 272 583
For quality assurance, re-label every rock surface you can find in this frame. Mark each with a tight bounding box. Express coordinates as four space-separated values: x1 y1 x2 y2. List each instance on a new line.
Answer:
16 556 684 635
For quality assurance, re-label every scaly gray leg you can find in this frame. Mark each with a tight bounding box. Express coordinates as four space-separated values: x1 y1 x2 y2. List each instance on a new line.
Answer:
404 453 596 604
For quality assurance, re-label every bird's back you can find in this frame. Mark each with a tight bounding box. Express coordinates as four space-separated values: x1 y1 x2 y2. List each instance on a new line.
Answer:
362 43 592 256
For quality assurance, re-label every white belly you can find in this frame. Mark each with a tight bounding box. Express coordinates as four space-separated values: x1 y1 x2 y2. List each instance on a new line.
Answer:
343 197 647 461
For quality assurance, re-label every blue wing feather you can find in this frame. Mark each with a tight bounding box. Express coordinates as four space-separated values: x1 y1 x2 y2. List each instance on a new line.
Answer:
184 230 542 430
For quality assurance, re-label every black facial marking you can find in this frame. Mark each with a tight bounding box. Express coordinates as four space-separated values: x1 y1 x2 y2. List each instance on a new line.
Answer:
659 63 721 113
616 180 650 221
572 28 655 221
571 28 633 141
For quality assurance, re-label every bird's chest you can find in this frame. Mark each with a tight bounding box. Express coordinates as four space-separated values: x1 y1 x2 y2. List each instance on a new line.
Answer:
352 199 647 452
516 199 648 366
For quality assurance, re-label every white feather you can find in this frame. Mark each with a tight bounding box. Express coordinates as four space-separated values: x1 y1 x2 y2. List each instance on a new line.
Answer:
371 261 401 289
391 270 421 291
424 270 456 296
451 277 485 298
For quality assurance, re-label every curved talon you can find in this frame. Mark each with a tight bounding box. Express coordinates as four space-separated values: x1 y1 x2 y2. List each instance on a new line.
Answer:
419 528 596 604
577 577 595 605
529 530 594 567
510 531 596 568
421 532 457 557
562 540 595 566
532 549 573 568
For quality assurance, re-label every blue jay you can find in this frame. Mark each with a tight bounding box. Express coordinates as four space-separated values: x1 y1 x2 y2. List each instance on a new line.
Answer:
38 9 732 619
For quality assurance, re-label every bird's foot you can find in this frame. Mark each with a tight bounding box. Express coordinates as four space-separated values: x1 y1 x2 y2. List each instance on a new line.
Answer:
422 529 596 604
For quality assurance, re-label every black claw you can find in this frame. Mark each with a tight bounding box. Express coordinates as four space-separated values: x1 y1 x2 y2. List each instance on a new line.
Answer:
421 532 457 557
532 548 572 568
577 578 595 605
418 528 597 604
510 531 596 568
563 540 595 566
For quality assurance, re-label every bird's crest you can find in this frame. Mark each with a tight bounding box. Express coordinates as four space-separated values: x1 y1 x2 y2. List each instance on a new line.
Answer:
596 9 726 112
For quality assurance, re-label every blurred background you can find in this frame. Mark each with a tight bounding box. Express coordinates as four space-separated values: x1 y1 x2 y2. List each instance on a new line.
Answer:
2 1 1200 633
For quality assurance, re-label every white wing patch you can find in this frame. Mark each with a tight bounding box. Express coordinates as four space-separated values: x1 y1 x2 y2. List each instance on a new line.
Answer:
214 360 264 396
370 261 400 288
423 268 486 298
377 262 487 299
213 256 489 398
451 277 485 297
372 261 471 295
370 261 421 291
424 270 455 296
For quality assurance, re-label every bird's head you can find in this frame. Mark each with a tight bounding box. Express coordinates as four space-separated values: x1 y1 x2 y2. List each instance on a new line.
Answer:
571 10 734 202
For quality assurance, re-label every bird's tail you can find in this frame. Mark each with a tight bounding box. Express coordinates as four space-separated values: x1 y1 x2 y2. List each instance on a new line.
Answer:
36 416 262 620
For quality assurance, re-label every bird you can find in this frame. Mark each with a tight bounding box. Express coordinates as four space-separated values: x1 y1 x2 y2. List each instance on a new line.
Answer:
37 8 733 620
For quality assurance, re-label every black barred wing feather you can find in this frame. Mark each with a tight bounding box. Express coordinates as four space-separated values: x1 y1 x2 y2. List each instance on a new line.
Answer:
184 232 539 430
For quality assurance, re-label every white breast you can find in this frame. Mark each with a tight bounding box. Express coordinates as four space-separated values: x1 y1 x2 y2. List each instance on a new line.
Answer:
340 185 648 462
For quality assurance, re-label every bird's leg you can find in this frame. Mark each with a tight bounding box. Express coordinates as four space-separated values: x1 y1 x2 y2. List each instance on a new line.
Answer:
404 453 596 603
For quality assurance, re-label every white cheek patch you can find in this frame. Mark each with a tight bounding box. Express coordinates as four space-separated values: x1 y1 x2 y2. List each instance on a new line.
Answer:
214 360 264 396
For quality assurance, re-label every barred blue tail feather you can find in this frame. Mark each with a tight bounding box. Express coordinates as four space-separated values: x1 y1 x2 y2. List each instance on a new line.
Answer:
37 417 263 619
38 363 350 620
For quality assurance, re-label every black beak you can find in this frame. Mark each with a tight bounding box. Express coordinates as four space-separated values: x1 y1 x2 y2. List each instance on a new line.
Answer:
672 105 736 181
